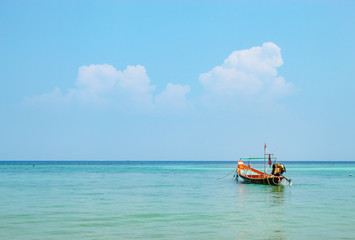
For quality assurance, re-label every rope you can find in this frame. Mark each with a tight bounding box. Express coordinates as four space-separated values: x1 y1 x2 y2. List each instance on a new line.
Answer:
283 176 292 186
282 178 289 186
216 169 236 180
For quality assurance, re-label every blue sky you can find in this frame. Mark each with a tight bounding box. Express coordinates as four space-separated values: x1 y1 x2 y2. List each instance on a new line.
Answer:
1 1 354 161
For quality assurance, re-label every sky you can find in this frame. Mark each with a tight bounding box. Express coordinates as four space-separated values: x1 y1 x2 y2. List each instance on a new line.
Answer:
0 0 354 161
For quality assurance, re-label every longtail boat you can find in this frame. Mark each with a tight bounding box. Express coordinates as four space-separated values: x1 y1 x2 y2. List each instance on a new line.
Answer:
236 144 292 186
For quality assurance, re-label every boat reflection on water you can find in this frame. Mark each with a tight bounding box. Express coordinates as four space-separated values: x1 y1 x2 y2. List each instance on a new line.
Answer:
235 184 287 240
237 183 286 207
270 185 285 206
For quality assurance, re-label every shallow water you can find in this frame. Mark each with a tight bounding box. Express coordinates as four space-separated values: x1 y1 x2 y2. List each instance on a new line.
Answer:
1 161 355 239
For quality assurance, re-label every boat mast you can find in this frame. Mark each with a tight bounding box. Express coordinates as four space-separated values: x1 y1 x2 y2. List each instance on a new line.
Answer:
264 143 266 173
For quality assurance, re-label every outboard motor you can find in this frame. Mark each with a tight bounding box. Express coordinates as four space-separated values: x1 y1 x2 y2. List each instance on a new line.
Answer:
271 163 286 176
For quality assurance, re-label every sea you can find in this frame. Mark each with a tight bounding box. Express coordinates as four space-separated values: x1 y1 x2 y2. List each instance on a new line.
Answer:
1 161 355 240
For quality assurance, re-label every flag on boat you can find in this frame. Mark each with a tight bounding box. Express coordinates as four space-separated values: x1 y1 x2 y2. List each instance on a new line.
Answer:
268 154 272 166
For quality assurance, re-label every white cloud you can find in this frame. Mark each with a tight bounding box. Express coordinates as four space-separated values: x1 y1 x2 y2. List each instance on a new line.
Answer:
76 64 118 93
26 64 189 109
26 64 156 106
73 64 156 106
155 83 190 109
25 87 71 104
117 65 154 94
199 42 293 100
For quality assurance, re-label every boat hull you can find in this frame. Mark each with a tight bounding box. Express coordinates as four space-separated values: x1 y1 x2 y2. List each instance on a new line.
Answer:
236 160 284 186
238 173 283 186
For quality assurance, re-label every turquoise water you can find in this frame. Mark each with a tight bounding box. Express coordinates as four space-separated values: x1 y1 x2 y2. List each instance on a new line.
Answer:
1 161 355 239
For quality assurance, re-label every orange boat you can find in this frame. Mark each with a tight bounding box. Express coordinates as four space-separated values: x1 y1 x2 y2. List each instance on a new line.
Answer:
236 145 291 186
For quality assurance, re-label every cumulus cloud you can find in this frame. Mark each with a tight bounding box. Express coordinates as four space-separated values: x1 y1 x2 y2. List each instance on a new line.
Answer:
71 64 156 106
199 42 293 100
155 83 191 109
25 87 71 104
76 64 118 93
26 64 156 106
26 64 190 109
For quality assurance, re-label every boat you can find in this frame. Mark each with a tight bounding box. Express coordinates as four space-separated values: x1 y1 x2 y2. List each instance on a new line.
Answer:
236 144 292 186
